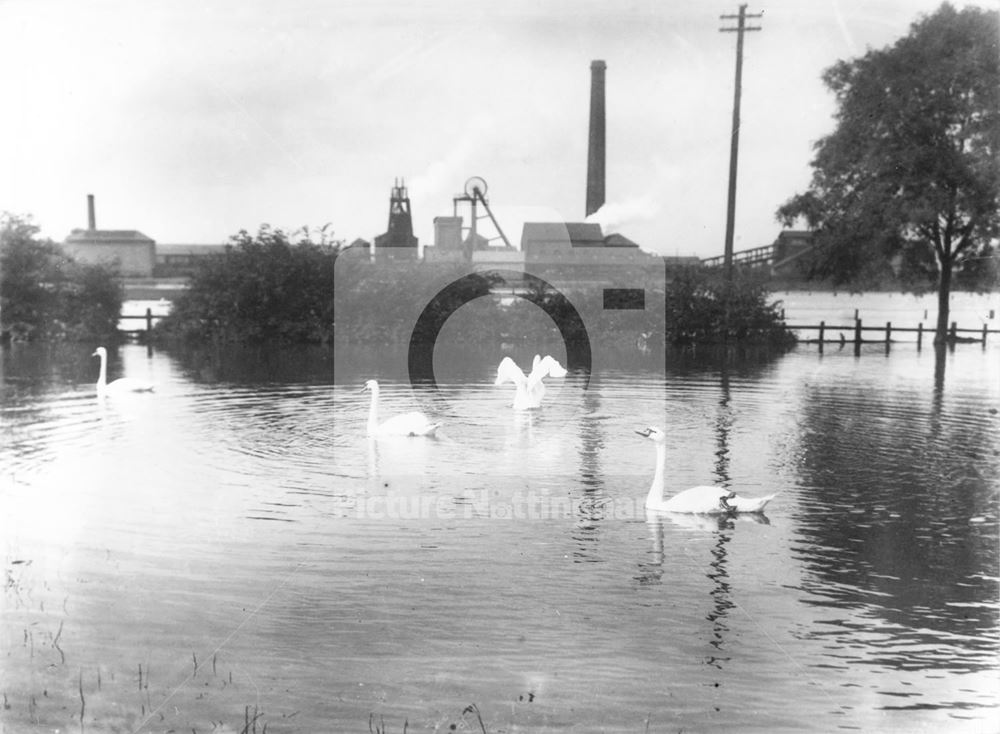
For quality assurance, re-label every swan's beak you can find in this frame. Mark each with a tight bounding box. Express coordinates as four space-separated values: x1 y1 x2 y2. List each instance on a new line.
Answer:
635 428 653 437
91 351 99 357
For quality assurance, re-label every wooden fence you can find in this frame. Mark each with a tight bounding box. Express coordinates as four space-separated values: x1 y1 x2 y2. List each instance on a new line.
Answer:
785 318 998 352
119 308 158 337
120 307 998 351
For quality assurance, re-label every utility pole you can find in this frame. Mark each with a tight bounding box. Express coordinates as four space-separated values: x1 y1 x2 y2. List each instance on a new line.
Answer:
720 5 762 283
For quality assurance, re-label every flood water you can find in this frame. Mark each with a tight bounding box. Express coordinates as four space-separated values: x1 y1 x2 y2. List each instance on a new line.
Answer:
1 329 998 732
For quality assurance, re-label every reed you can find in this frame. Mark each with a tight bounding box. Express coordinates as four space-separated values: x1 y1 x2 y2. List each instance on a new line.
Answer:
369 704 486 733
53 620 65 664
78 668 85 730
241 704 265 734
463 703 488 733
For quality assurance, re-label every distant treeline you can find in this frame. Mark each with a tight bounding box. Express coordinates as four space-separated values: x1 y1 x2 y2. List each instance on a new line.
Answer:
153 226 794 348
0 218 793 346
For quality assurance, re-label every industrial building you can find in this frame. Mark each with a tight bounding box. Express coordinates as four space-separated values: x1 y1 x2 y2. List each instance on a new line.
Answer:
59 59 798 292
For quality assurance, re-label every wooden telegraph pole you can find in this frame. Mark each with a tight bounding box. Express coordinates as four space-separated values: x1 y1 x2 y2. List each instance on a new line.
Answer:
719 5 762 283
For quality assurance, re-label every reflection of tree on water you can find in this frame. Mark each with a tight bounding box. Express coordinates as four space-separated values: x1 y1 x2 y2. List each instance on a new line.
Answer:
790 356 1000 669
931 342 948 428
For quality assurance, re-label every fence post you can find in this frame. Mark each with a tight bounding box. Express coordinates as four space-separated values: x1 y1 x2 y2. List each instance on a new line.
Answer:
818 321 825 343
917 322 923 349
885 321 892 344
983 323 989 346
854 318 862 356
145 308 153 333
950 321 957 341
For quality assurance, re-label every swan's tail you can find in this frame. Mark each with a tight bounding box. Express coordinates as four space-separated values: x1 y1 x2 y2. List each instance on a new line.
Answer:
734 493 776 513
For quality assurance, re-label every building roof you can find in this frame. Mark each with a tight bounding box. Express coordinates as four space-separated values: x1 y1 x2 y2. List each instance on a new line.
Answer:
521 222 605 248
156 244 230 256
65 229 154 244
603 232 640 248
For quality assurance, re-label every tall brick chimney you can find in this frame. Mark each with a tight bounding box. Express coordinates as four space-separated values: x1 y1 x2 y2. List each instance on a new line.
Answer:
586 60 606 218
87 194 96 230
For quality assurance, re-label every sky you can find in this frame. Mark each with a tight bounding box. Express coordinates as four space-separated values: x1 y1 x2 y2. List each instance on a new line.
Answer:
0 0 989 260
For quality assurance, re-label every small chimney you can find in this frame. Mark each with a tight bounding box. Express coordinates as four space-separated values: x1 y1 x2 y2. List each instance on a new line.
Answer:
87 194 96 230
586 60 607 218
433 216 463 250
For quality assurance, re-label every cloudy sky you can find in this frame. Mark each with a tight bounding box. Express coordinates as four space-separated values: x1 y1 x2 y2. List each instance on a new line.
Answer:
0 0 982 259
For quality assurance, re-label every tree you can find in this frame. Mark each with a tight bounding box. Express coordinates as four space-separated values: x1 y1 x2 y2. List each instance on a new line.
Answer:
777 3 1000 343
0 213 123 341
155 224 339 344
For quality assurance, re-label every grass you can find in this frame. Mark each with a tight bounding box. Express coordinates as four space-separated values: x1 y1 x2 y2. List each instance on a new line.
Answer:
369 703 488 733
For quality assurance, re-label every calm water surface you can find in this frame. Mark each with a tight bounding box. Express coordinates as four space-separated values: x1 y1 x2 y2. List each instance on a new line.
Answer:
1 336 998 733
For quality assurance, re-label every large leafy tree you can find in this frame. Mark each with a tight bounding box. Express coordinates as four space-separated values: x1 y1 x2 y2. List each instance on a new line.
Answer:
777 3 1000 342
1 213 123 341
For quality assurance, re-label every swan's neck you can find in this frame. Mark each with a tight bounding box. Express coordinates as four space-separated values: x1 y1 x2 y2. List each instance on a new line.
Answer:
646 443 667 506
366 386 379 434
96 353 107 389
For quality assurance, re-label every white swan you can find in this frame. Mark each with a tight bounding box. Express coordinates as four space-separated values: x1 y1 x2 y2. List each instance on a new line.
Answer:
637 426 774 514
364 379 440 436
494 355 567 410
92 347 155 395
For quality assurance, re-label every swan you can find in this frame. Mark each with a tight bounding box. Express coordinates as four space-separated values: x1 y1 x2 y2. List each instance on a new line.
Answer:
494 355 567 410
637 427 774 514
92 347 155 395
364 379 440 436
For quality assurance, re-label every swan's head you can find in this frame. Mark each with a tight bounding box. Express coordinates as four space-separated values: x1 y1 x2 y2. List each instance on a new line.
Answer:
635 426 666 444
363 379 379 392
92 347 107 358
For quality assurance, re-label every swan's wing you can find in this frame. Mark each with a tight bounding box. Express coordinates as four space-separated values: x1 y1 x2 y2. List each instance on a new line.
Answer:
495 357 527 386
661 486 730 513
107 378 156 393
542 355 567 378
527 355 566 389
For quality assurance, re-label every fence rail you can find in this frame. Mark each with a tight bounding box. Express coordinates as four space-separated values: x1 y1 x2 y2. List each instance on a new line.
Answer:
786 318 997 350
119 308 997 350
119 308 160 336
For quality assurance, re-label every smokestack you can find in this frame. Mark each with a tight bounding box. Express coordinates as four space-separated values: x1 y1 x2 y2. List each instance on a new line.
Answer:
586 60 606 218
87 194 96 230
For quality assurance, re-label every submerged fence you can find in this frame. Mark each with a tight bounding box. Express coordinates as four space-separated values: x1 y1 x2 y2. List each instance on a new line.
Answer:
120 308 158 337
786 318 998 353
121 307 998 353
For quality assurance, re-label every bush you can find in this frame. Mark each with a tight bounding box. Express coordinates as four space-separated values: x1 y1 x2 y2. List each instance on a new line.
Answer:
665 268 795 346
0 213 123 342
156 230 794 347
154 225 337 344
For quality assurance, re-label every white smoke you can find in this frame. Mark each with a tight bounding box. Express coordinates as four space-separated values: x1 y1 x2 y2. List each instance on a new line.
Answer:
584 194 661 235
